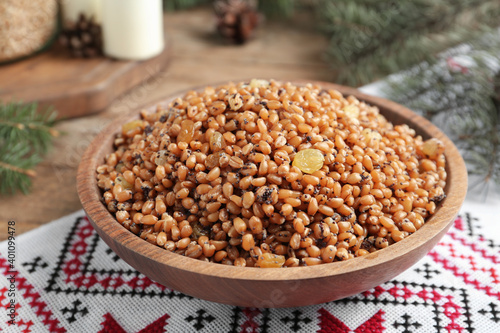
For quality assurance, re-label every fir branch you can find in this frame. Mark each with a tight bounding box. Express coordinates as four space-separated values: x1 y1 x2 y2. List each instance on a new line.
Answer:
0 161 36 177
0 101 58 155
384 34 500 191
0 142 41 195
320 0 500 86
0 101 58 195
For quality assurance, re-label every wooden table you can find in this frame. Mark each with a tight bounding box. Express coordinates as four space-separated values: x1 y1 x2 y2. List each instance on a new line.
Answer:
0 7 331 241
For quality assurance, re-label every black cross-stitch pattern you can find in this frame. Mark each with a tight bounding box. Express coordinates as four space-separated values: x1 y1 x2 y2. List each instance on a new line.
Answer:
45 216 81 292
229 307 242 333
392 313 422 333
460 289 474 329
479 302 500 323
185 309 216 331
462 212 500 249
81 226 102 272
260 308 271 332
280 310 312 332
61 299 89 323
105 248 121 262
22 256 48 273
464 212 479 238
414 262 441 280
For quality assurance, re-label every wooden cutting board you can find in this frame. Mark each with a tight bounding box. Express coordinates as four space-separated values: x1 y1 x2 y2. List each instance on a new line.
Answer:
0 43 170 119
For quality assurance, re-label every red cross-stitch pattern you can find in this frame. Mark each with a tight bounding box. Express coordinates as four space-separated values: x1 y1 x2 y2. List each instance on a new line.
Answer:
98 313 170 332
429 251 500 301
240 308 260 333
17 319 34 333
60 218 167 293
318 308 385 332
0 257 65 333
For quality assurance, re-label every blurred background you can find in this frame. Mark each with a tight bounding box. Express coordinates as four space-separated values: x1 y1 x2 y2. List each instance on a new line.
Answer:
1 0 499 239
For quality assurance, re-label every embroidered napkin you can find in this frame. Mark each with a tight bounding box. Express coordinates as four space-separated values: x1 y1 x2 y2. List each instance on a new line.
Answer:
1 196 499 332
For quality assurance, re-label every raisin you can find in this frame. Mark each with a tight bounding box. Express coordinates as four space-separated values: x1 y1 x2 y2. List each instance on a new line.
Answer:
256 253 285 268
292 149 325 174
177 119 195 143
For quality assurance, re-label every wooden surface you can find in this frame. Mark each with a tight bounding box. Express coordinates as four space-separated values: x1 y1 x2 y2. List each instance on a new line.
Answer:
76 81 468 307
0 41 170 119
0 7 331 240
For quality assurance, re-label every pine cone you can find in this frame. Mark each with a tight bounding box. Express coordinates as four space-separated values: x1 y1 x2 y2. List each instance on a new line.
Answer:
59 14 103 58
214 0 260 44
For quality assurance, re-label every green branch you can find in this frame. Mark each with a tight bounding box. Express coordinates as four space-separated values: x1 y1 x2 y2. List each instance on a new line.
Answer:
320 0 500 86
384 35 500 191
0 102 58 195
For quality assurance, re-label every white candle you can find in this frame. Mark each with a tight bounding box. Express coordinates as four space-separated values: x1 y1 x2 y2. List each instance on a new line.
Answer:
62 0 101 24
101 0 164 60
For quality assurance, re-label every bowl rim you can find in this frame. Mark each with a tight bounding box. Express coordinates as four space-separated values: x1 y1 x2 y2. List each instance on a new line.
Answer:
77 80 468 283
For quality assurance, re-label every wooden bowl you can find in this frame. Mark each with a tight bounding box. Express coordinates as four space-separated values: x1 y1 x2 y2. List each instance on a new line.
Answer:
77 81 467 308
